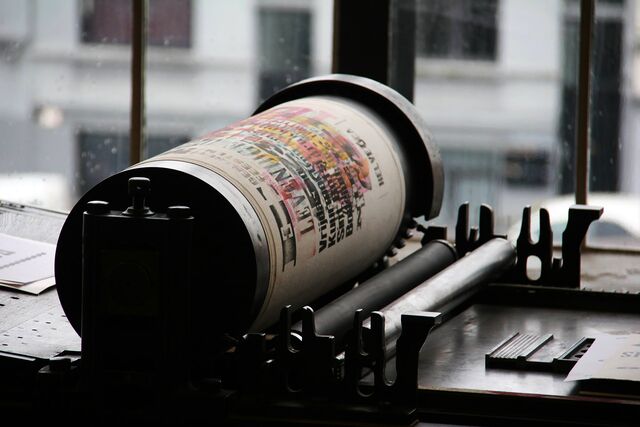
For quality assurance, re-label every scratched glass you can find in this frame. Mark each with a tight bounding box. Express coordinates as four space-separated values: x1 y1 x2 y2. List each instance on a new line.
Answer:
0 0 131 211
144 0 334 160
414 0 638 249
0 0 332 212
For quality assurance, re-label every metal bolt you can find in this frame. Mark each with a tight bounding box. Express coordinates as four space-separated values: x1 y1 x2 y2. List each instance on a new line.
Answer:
167 205 192 219
128 176 150 195
49 357 71 372
123 177 154 216
196 377 222 393
85 200 110 215
129 177 150 209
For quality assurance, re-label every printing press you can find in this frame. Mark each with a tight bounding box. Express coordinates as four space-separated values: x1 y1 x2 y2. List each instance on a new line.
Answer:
1 75 640 425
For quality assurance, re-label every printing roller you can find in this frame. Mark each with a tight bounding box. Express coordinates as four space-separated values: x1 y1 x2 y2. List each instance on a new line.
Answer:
55 74 444 336
292 238 458 345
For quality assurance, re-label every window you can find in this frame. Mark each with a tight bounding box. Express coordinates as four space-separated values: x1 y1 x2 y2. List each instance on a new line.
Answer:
0 1 331 212
77 132 129 195
3 0 637 256
505 151 549 187
77 132 188 195
414 0 558 229
81 0 192 48
410 0 638 252
257 7 312 102
416 0 498 60
559 0 624 195
440 149 503 219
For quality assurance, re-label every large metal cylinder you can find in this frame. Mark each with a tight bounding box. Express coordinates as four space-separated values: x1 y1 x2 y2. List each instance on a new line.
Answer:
55 74 443 335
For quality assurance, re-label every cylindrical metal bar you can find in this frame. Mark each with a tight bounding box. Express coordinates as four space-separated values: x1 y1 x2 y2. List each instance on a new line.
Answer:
371 238 516 352
294 239 457 342
575 0 594 205
129 0 146 165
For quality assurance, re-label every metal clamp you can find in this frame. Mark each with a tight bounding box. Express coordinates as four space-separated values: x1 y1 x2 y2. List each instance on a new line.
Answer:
455 203 505 257
508 204 603 288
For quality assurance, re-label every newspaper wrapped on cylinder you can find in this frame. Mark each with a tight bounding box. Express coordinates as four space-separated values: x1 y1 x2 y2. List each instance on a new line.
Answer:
54 74 443 336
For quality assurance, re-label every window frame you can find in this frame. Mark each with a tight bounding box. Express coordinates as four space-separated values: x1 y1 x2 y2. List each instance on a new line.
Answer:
80 0 193 49
124 0 607 250
414 0 499 62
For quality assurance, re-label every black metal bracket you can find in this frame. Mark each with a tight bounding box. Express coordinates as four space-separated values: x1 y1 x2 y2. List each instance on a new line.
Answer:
419 202 505 254
389 311 441 401
345 309 441 403
234 306 440 407
419 224 447 245
507 204 603 288
421 202 601 289
455 203 505 257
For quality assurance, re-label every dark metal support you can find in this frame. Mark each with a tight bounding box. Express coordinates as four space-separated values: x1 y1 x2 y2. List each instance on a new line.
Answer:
505 204 602 288
129 0 146 165
455 203 504 257
333 0 416 101
392 312 440 401
554 205 603 287
388 0 417 101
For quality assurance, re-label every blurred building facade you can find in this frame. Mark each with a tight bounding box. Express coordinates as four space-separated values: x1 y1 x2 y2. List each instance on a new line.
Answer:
0 0 637 231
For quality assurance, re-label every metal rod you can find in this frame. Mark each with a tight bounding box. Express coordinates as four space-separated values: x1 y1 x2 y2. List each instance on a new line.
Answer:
332 0 391 84
369 238 516 355
129 0 146 165
294 239 458 344
388 0 417 102
331 0 416 102
575 0 594 205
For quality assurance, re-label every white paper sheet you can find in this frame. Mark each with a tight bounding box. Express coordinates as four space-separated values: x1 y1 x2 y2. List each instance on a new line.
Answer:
566 334 640 382
0 233 56 292
0 276 56 295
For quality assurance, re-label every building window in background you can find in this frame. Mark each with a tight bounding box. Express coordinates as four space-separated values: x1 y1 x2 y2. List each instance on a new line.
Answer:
505 151 549 187
258 7 312 102
81 0 192 48
77 132 188 195
440 149 503 220
417 0 498 60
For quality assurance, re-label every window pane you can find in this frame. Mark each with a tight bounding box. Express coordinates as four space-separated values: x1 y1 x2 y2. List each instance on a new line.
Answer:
561 2 624 198
82 0 132 45
415 0 562 235
417 0 498 60
0 0 130 212
258 7 312 103
78 132 129 196
558 0 639 248
0 0 331 212
144 0 333 160
147 0 192 48
415 0 640 250
82 0 191 47
77 132 189 195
